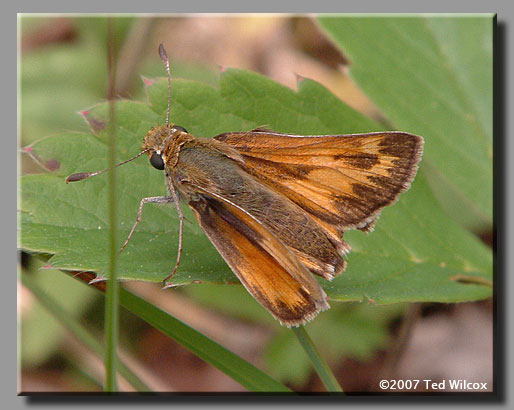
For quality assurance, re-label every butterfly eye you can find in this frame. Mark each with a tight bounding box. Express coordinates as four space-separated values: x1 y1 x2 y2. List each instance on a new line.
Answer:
150 152 165 170
172 125 188 133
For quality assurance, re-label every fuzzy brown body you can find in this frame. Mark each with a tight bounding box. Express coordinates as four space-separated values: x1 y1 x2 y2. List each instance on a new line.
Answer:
138 124 424 326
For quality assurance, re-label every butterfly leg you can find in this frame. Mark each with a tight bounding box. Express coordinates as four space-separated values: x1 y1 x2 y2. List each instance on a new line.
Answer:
119 196 173 253
162 185 184 288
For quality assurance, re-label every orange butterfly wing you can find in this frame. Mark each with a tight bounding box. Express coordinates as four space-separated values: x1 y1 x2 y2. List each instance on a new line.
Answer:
187 183 329 327
215 129 423 250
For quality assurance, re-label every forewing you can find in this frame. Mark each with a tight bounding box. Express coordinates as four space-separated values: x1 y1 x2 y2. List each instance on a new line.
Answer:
188 187 329 327
215 130 424 233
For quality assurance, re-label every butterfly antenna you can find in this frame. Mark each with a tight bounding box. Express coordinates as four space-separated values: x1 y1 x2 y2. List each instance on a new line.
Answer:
158 44 172 127
66 149 151 183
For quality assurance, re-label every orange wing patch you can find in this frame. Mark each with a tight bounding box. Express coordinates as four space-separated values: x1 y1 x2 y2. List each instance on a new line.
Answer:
215 131 424 234
188 186 329 327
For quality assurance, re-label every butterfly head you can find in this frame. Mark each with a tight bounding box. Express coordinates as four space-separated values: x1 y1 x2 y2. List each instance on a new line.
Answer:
141 124 189 171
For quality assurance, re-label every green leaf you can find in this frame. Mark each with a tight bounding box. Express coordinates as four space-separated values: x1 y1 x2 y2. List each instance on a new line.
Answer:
20 43 107 144
318 16 493 231
323 172 492 304
20 61 491 311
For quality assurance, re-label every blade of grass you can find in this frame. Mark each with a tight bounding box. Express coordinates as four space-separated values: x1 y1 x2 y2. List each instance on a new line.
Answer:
19 272 151 392
104 20 119 392
118 287 292 392
292 326 343 393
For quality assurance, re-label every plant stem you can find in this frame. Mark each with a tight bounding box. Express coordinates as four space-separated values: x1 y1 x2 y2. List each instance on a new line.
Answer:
104 19 119 392
292 326 343 393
